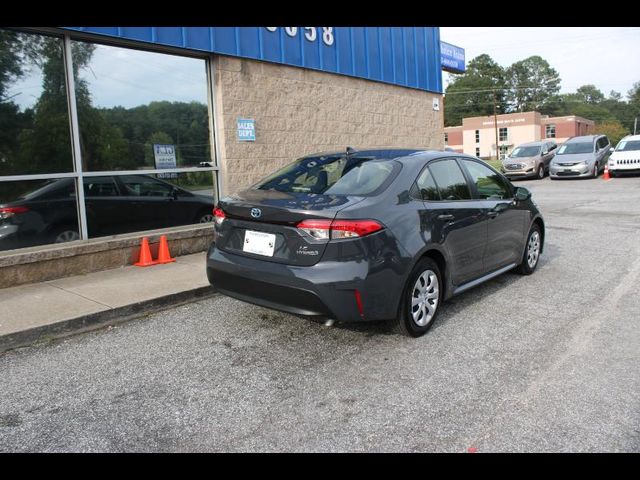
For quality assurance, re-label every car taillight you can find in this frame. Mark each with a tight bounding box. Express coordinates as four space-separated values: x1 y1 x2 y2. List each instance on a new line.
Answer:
213 207 225 226
297 219 383 240
0 206 29 220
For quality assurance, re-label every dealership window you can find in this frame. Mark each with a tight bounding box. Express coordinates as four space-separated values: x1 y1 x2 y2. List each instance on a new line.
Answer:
475 147 480 158
475 130 480 143
499 127 508 142
499 145 509 160
444 132 448 146
0 30 74 176
0 28 218 252
546 124 556 138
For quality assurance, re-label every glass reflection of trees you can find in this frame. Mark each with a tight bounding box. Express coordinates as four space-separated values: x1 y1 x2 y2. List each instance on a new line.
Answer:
0 30 211 191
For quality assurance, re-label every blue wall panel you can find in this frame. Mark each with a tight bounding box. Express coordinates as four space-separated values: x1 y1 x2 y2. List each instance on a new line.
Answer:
65 26 443 93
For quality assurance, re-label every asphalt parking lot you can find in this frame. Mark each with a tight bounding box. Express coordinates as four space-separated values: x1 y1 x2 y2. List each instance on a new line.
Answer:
1 174 639 452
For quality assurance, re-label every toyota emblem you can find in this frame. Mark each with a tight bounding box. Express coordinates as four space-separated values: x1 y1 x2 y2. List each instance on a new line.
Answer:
250 208 262 218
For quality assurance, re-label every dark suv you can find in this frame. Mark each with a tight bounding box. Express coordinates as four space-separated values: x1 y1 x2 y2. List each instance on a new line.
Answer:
206 149 545 337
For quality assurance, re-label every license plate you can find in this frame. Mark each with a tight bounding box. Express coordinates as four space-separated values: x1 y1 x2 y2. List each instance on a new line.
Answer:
243 230 276 257
564 169 573 172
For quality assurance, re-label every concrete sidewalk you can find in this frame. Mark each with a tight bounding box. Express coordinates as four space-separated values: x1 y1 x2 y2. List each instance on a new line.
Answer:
0 252 216 352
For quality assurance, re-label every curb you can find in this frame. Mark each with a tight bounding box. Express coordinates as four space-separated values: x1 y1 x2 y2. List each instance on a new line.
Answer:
0 286 217 354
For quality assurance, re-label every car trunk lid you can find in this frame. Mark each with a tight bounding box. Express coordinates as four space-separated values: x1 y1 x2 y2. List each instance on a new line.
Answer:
215 189 364 266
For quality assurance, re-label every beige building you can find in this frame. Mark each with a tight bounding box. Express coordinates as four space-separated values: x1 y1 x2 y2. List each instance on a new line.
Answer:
445 111 595 159
216 56 444 195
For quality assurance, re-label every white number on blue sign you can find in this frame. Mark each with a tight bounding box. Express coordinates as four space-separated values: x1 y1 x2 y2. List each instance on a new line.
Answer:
265 27 334 46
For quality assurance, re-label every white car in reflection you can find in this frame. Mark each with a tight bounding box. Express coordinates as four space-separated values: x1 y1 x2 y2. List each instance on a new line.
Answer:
609 135 640 177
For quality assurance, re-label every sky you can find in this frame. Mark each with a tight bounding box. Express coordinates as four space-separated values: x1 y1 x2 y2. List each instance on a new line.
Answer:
440 27 640 99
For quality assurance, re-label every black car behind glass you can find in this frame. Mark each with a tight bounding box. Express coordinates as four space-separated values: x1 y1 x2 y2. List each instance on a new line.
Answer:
0 175 214 251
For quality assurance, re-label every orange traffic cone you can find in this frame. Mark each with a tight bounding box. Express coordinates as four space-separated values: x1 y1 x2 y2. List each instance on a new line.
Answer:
603 164 611 181
156 235 176 264
134 237 157 267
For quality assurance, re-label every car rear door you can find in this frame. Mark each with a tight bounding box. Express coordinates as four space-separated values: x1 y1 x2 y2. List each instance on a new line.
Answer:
419 158 487 285
459 158 525 272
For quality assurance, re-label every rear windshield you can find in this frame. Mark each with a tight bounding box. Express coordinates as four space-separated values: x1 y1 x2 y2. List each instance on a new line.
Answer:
254 154 400 196
557 142 593 155
615 140 640 152
509 146 540 158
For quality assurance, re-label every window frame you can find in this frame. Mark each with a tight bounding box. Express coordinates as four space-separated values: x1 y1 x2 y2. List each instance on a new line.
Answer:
458 156 514 200
545 124 556 138
415 157 475 203
499 127 509 142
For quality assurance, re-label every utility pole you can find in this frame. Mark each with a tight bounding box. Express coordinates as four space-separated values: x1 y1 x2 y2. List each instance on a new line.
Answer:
493 90 500 161
634 117 638 135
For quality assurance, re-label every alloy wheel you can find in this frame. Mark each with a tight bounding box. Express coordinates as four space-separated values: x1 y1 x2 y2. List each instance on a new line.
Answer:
411 269 439 326
55 230 80 243
527 231 540 269
200 214 215 223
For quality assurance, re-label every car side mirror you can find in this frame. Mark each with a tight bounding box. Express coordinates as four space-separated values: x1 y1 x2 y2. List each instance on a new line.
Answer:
541 150 548 156
609 147 614 153
515 186 531 202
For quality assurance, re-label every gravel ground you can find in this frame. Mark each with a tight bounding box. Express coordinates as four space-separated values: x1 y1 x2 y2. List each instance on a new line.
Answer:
1 175 639 452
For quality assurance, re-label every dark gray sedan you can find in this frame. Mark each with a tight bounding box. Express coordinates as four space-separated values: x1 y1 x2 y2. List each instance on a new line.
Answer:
206 149 545 337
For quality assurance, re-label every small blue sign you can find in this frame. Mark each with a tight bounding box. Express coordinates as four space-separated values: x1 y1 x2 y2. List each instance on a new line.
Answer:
237 118 256 142
440 41 465 74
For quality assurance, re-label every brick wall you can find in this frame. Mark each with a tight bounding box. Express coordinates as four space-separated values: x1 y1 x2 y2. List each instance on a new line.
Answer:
214 55 444 195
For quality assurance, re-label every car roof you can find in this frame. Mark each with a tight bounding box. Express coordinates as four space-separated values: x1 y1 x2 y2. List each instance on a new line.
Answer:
565 135 601 143
302 148 428 159
516 141 546 147
620 134 640 142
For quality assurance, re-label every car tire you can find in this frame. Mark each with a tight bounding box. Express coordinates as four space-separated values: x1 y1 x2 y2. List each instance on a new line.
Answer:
592 164 599 178
50 225 80 244
389 257 442 337
537 164 545 179
516 224 541 275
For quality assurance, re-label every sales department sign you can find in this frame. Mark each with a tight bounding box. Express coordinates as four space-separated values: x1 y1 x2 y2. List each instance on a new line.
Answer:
237 118 256 142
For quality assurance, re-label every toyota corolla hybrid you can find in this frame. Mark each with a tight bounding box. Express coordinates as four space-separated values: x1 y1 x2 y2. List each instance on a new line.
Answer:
206 149 545 337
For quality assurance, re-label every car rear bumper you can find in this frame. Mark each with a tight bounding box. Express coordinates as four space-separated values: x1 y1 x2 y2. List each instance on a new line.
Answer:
206 240 405 323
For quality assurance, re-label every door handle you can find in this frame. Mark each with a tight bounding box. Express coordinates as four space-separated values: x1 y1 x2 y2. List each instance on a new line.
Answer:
437 214 455 221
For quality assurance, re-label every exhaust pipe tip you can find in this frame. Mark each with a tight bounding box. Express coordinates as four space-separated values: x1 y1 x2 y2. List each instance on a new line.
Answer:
323 318 335 328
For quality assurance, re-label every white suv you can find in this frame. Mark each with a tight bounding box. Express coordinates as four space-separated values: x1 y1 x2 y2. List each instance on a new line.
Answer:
609 135 640 177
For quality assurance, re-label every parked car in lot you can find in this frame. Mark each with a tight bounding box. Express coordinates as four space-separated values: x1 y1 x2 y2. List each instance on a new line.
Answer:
608 134 640 177
0 175 215 251
549 135 612 179
501 141 557 180
207 148 545 337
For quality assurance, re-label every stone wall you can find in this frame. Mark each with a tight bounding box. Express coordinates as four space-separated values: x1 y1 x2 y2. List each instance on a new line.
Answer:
0 225 214 289
214 55 445 195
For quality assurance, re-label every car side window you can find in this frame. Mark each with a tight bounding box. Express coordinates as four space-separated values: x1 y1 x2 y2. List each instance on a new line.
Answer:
414 166 441 201
428 159 472 201
460 159 511 200
120 176 174 197
549 143 557 151
83 177 119 197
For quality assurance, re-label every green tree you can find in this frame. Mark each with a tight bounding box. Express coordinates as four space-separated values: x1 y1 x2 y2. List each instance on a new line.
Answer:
444 54 507 126
505 56 561 112
596 120 629 146
574 84 605 104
